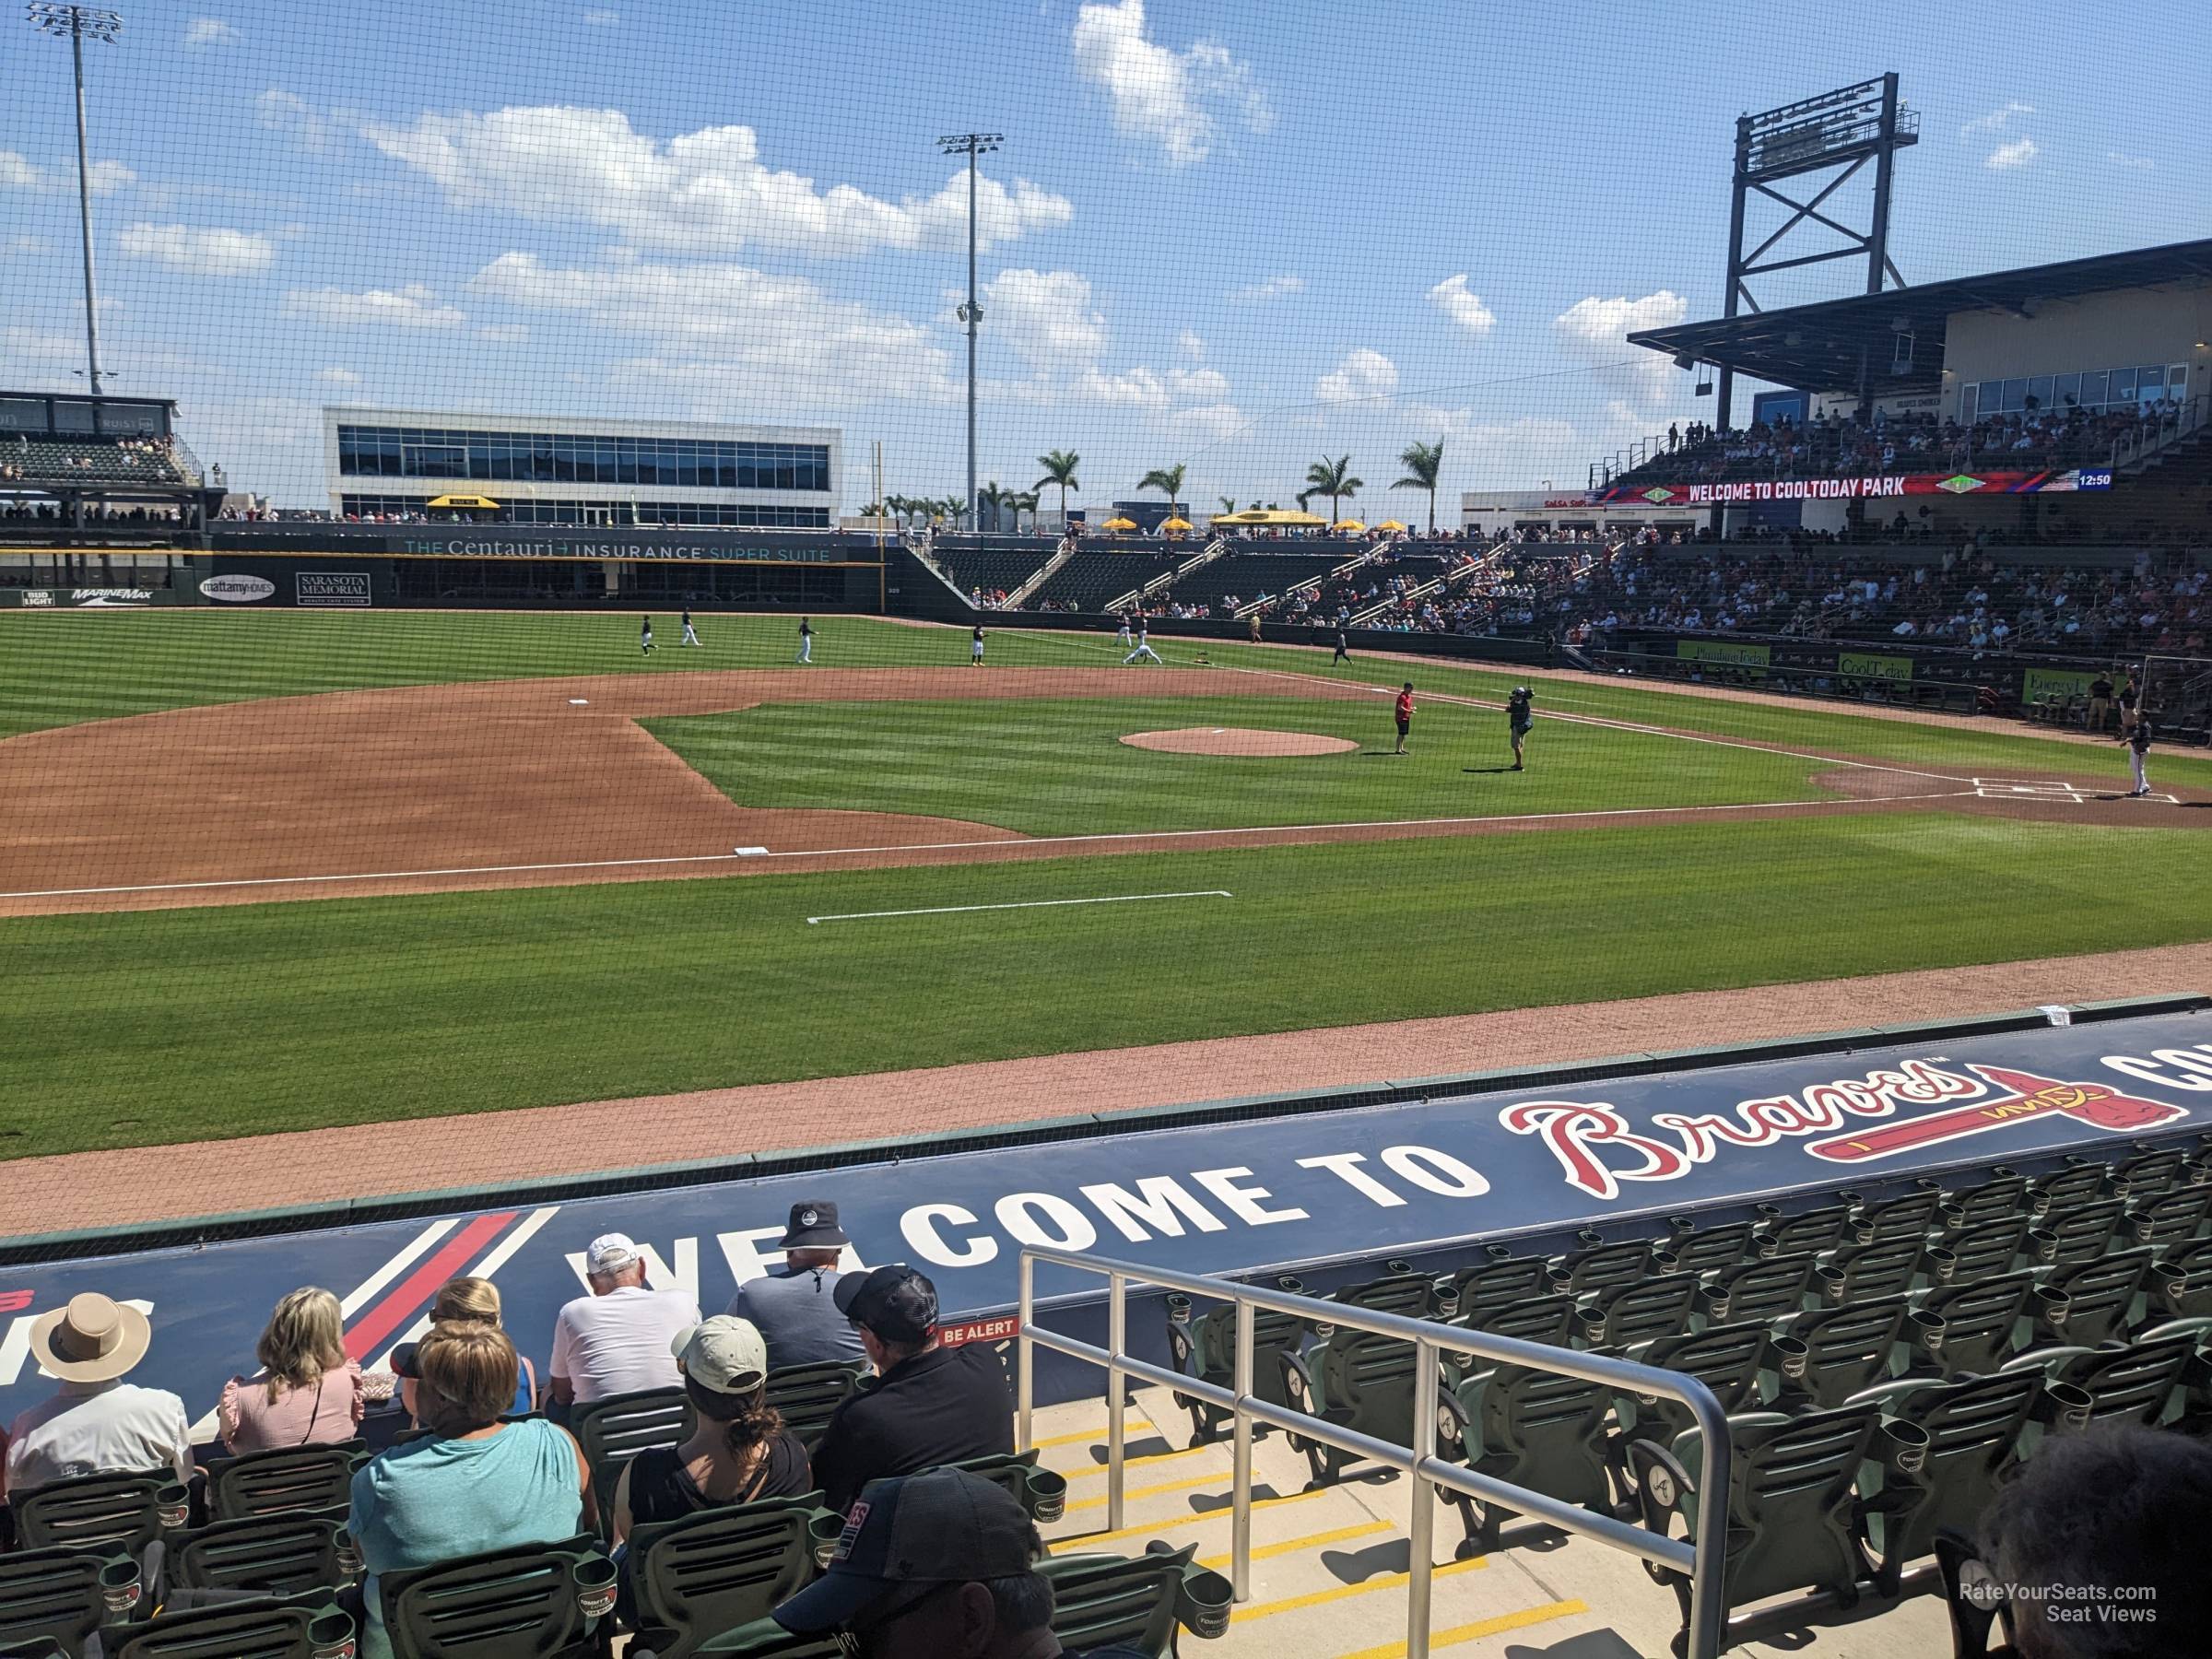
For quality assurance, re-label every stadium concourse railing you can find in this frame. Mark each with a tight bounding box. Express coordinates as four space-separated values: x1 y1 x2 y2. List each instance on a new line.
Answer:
1016 1246 1732 1659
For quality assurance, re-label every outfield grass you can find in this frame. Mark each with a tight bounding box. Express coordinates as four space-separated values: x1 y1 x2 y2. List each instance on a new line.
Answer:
646 695 1832 834
6 608 2206 794
6 815 2211 1160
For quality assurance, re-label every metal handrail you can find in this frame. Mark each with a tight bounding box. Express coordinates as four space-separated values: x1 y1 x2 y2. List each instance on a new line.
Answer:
1016 1246 1732 1659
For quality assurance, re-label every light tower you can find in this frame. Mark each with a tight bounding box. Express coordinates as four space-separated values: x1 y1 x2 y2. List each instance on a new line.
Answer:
937 132 1002 533
28 2 124 397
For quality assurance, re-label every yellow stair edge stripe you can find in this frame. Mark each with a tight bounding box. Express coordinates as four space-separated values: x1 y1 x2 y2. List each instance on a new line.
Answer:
1229 1556 1488 1623
1335 1596 1589 1659
1047 1487 1334 1551
1056 1443 1219 1481
1197 1520 1391 1571
1066 1468 1251 1513
1030 1425 1112 1450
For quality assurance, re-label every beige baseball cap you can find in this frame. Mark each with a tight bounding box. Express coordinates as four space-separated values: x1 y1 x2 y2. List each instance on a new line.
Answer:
670 1316 769 1394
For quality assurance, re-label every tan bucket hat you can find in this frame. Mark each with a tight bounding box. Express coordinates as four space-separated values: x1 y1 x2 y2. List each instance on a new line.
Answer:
29 1292 152 1383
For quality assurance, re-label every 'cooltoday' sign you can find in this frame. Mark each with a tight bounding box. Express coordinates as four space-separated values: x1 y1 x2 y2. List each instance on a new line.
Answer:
5 1010 2209 1427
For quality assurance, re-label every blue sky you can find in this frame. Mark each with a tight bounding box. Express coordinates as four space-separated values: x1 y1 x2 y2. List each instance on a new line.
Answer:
3 0 2204 509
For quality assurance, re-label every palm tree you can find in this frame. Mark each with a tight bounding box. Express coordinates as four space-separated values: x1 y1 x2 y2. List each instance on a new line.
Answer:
1304 454 1362 526
1218 496 1238 516
1034 449 1080 526
1138 462 1187 522
978 480 1008 533
1391 438 1445 533
1013 490 1041 533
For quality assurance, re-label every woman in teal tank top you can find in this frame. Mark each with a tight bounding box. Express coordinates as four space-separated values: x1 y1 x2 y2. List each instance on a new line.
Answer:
348 1324 593 1659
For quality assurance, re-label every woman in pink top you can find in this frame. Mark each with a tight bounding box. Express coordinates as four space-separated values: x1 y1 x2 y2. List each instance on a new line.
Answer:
218 1287 364 1453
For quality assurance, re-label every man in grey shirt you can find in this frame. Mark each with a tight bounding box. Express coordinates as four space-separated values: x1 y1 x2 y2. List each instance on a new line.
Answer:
726 1200 865 1368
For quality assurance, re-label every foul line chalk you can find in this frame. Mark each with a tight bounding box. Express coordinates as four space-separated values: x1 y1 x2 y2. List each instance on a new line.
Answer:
806 889 1232 926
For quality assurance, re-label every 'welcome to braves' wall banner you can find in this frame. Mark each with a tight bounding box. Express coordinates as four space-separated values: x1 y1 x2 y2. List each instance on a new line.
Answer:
5 1009 2209 1427
1592 466 2115 506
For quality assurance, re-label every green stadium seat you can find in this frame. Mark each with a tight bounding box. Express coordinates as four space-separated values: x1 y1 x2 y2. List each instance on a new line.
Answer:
1163 1277 1309 1447
2030 1198 2127 1265
1933 1215 2032 1281
0 1547 143 1654
1700 1253 1828 1324
1435 1249 1552 1315
1656 1218 1756 1276
1846 1369 2044 1594
1452 1292 1592 1348
204 1441 368 1522
6 1469 189 1561
1546 1235 1653 1294
2002 1319 2212 1430
1825 1233 1927 1301
571 1388 696 1541
1330 1262 1437 1320
1938 1171 2031 1229
2027 1159 2111 1215
1627 1402 1889 1656
1920 1270 2041 1376
760 1362 865 1453
2040 1248 2162 1346
1608 1320 1779 1461
1852 1188 1944 1241
378 1534 615 1659
2128 1185 2212 1247
107 1594 354 1659
2112 1144 2190 1197
1774 1296 1924 1407
624 1495 841 1659
162 1510 354 1606
1754 1200 1857 1256
1583 1272 1702 1347
1439 1351 1616 1554
2156 1236 2212 1319
1281 1327 1427 1487
1039 1545 1232 1653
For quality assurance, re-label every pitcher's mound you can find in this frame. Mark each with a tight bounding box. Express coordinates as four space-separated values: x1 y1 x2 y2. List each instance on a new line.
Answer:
1121 726 1359 757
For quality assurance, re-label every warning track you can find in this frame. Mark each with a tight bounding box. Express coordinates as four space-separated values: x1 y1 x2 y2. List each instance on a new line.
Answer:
0 666 2195 917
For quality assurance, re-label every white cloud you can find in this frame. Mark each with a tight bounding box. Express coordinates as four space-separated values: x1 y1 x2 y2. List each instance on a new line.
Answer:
117 223 276 276
316 366 359 384
1169 403 1246 441
87 159 135 195
1071 0 1270 166
359 104 1072 257
2107 151 2154 171
1176 328 1206 360
1960 100 2033 135
0 151 44 190
1314 347 1398 405
466 252 952 405
1428 274 1496 335
477 323 528 343
1552 290 1688 346
1230 273 1301 303
257 89 335 152
583 7 618 21
1985 136 2038 171
182 18 239 50
980 267 1110 370
283 282 465 328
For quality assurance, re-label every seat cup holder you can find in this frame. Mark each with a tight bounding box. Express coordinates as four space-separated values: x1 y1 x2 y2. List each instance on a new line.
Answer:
1768 1335 1810 1382
308 1612 358 1659
1926 1246 1959 1285
2028 1228 2060 1265
573 1555 618 1624
155 1482 191 1529
1572 1306 1608 1345
2031 1286 2072 1331
1383 1258 1414 1277
1180 1568 1236 1640
1029 1468 1069 1524
2038 1380 2094 1431
1651 1249 1680 1274
97 1558 142 1618
1816 1265 1848 1303
1877 1418 1930 1475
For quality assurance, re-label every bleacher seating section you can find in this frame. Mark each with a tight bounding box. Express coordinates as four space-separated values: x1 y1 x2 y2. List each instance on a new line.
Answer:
0 436 194 488
1028 550 1182 613
6 1132 2206 1657
935 545 1059 606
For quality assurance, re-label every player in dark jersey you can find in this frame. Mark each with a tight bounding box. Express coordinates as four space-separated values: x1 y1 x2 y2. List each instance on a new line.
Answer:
1507 685 1533 770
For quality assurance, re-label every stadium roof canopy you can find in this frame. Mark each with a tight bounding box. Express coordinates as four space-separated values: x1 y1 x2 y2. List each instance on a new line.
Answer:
1626 236 2212 396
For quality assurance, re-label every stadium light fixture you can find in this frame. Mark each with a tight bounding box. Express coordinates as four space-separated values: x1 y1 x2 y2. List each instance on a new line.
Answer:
937 132 1003 535
27 2 124 398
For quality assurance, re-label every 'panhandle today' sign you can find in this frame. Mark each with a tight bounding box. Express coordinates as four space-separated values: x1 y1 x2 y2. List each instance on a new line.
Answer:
5 1010 2210 1426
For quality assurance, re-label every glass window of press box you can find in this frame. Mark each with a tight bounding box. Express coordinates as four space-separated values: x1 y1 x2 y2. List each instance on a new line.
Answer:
340 494 830 527
336 427 832 492
1958 363 2190 423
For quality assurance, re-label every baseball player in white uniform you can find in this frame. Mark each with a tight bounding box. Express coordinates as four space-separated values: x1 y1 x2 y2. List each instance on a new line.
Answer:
1124 621 1163 665
680 607 701 647
1116 612 1133 648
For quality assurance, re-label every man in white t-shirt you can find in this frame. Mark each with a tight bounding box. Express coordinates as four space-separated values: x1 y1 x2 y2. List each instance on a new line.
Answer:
547 1232 701 1409
7 1292 193 1491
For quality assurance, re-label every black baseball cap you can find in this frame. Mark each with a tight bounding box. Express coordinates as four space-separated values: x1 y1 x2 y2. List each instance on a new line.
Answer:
772 1468 1040 1634
777 1200 850 1251
834 1264 937 1344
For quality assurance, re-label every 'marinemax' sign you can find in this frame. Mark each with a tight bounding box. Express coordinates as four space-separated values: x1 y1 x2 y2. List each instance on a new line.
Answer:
398 536 841 563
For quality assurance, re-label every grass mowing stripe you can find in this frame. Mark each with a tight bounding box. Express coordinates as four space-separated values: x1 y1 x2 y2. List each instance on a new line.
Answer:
6 814 2212 1159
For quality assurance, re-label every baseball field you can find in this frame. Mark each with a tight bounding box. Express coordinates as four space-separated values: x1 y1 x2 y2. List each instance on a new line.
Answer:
6 606 2212 1178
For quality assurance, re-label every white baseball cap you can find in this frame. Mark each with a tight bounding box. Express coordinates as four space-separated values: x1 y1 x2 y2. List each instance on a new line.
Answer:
584 1232 639 1276
671 1317 769 1394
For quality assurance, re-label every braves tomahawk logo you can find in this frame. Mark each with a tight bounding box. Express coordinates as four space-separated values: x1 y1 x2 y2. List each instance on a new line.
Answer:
1806 1065 2183 1164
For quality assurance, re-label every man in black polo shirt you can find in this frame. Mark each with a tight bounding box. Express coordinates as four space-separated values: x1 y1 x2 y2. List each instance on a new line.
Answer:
811 1265 1013 1513
2087 669 2114 732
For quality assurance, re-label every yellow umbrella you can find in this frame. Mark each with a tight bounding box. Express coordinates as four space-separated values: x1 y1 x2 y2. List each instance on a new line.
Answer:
1159 516 1194 532
1100 516 1138 531
1333 520 1365 533
1375 519 1406 531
